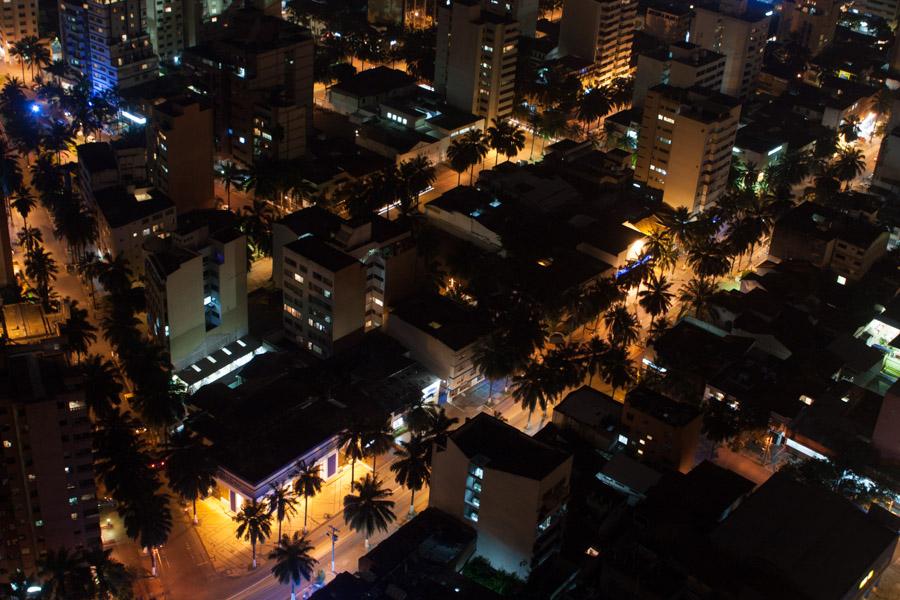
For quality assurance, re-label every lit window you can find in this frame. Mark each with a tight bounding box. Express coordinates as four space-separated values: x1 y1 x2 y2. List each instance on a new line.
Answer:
657 113 675 124
293 272 304 284
222 347 233 356
2 440 11 448
374 298 383 306
836 275 847 285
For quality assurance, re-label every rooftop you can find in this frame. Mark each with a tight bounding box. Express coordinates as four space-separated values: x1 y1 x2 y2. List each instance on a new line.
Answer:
625 387 701 427
76 142 118 173
555 385 621 429
93 186 173 229
449 413 571 480
277 205 344 238
712 473 899 599
389 294 489 352
330 66 416 98
284 236 360 273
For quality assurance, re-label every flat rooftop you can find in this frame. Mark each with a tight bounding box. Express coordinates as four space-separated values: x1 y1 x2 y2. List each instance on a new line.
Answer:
625 387 701 427
389 294 489 352
94 186 174 229
284 236 360 272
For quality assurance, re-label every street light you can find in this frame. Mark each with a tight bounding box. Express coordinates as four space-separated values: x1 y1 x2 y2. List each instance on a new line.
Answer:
325 526 339 573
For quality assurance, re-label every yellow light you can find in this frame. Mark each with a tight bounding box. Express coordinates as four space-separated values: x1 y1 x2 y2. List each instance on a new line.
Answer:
859 570 875 589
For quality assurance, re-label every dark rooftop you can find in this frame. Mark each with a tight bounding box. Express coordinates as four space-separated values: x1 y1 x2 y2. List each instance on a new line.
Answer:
450 413 571 480
94 186 173 229
625 387 701 427
77 142 118 173
555 385 622 429
277 205 344 238
389 294 489 351
284 236 360 272
712 473 899 600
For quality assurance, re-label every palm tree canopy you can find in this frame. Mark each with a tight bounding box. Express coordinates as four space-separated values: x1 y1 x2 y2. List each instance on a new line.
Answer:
234 498 273 546
294 460 324 498
390 435 431 492
165 432 217 505
343 474 396 538
268 532 316 588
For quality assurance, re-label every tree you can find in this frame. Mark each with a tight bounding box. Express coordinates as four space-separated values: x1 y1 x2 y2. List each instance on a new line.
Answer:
81 547 134 600
685 237 731 281
447 129 488 185
338 419 366 484
24 244 58 309
510 369 549 430
831 146 866 189
397 155 436 215
234 498 273 569
41 120 75 165
701 397 769 456
10 188 35 228
423 407 458 456
60 299 97 359
765 149 812 196
17 225 42 254
600 344 636 400
120 492 173 576
644 229 679 274
241 198 273 258
638 273 674 328
165 432 217 525
268 481 299 541
582 336 610 387
268 532 316 600
9 41 27 80
217 161 245 211
486 118 526 166
130 374 186 443
38 547 86 599
678 277 718 321
343 474 396 549
471 332 516 404
80 354 122 419
22 37 50 79
390 435 431 517
293 460 323 534
603 304 639 347
363 418 395 471
658 204 695 247
576 86 612 130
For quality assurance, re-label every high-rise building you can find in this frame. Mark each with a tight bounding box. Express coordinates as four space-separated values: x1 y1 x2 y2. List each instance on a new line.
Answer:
0 331 101 578
558 0 637 87
0 0 38 59
182 7 314 165
145 209 248 370
146 0 184 63
632 42 726 107
778 0 839 57
58 0 159 93
634 85 741 212
428 413 573 578
435 0 519 124
147 96 215 212
690 0 771 98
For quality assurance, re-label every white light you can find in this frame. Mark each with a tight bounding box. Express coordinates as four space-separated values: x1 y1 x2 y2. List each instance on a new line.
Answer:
121 110 147 125
767 145 784 156
765 10 773 16
836 275 847 285
26 586 42 594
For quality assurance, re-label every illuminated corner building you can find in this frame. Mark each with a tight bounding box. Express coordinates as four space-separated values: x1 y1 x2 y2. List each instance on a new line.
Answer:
428 413 573 578
144 209 248 371
689 0 771 99
434 0 519 125
778 0 839 57
0 328 100 579
404 0 437 29
621 387 702 474
0 0 38 59
632 42 725 108
58 0 158 93
634 85 740 213
181 7 313 165
146 0 183 63
147 96 215 212
558 0 637 87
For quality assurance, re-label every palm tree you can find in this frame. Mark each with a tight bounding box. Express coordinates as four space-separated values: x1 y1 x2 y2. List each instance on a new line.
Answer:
831 146 866 189
678 277 718 321
10 188 35 227
765 149 812 196
241 198 273 258
81 547 134 600
423 406 458 456
448 150 469 186
536 109 569 154
644 229 679 274
60 299 97 359
81 354 122 419
510 370 548 430
364 419 395 471
658 204 695 247
165 432 217 525
576 86 613 130
685 238 731 282
581 336 610 387
17 225 42 254
338 420 367 484
23 37 50 79
9 41 27 80
38 547 85 599
24 244 58 309
390 435 430 517
217 161 245 211
343 474 396 549
600 344 636 400
268 481 299 541
293 460 323 534
486 118 526 166
234 498 273 569
447 129 488 184
268 532 316 600
120 491 173 576
638 273 674 328
471 332 516 404
397 155 436 214
603 304 639 347
41 120 75 164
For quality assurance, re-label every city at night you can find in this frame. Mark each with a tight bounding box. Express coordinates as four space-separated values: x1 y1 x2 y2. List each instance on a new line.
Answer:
0 0 899 598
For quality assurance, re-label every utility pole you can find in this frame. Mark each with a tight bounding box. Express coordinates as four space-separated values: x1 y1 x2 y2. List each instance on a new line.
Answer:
326 526 339 573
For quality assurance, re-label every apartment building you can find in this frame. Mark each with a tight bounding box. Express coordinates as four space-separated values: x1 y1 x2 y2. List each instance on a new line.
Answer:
778 0 839 57
558 0 637 87
632 42 726 107
0 338 100 579
435 0 519 124
643 0 692 43
0 0 38 60
690 0 771 98
429 413 573 578
621 387 702 473
146 0 183 62
145 210 248 370
634 85 741 213
147 96 215 213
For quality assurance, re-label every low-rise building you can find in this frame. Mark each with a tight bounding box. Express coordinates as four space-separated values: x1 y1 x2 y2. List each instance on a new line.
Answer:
328 66 418 116
93 186 176 273
429 413 573 577
621 387 702 473
642 0 692 43
552 385 623 450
